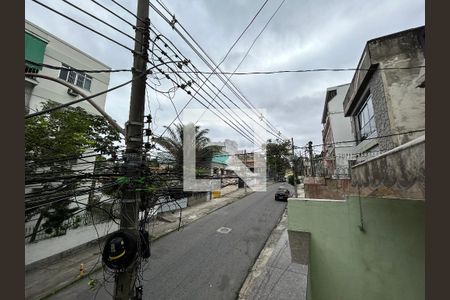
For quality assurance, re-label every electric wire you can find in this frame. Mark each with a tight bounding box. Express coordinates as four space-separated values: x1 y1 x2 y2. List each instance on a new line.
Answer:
145 55 263 145
25 60 131 73
294 128 426 149
151 29 282 140
110 0 146 23
149 2 284 139
60 0 143 46
25 61 170 118
25 196 119 239
90 0 135 27
193 0 287 131
31 0 136 53
215 0 271 67
147 39 267 144
161 65 427 75
150 2 284 136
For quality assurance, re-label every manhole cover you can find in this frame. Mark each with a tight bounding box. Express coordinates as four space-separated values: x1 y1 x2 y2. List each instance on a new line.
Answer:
217 227 232 234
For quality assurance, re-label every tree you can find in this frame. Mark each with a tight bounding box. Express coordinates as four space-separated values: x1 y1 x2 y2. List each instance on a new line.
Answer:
153 123 221 177
265 139 291 181
25 101 121 242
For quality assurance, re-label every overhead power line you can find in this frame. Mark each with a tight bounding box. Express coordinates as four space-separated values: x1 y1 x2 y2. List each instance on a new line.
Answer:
110 0 145 23
213 0 270 67
25 197 118 239
149 26 284 142
147 34 268 144
25 72 143 118
31 0 136 54
150 1 284 139
195 0 286 130
146 57 264 145
25 61 171 118
161 65 426 75
61 0 142 46
294 129 426 149
25 60 131 73
90 0 135 27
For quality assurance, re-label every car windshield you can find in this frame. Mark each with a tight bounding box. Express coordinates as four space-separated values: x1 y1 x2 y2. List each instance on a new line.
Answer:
277 188 288 193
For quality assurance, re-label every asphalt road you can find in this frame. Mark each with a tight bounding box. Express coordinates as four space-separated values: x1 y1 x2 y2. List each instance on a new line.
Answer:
50 183 289 300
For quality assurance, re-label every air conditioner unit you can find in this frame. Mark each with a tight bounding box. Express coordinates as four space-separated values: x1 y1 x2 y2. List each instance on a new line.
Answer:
67 88 79 97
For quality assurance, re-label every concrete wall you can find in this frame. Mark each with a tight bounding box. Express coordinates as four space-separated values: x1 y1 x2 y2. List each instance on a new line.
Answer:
25 20 110 115
25 220 119 265
351 135 425 200
187 192 210 207
288 196 424 300
344 27 425 153
304 178 351 200
374 41 425 147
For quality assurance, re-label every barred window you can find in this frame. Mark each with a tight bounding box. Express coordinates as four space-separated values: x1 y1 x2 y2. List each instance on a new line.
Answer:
59 64 92 91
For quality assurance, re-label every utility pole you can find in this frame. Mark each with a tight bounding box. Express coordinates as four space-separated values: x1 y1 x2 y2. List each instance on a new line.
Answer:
114 1 149 299
291 138 298 197
244 150 247 194
308 141 315 177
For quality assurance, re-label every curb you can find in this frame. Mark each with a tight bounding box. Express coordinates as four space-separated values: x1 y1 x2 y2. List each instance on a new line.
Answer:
237 208 287 299
25 234 108 273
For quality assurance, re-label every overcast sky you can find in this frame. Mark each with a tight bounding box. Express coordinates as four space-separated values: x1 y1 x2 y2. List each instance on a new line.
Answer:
25 0 424 152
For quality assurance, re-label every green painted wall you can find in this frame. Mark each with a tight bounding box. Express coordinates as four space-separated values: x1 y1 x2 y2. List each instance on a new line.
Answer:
288 197 424 300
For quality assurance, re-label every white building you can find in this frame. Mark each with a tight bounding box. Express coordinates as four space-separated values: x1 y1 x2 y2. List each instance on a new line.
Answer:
25 19 111 115
321 83 355 178
24 20 114 245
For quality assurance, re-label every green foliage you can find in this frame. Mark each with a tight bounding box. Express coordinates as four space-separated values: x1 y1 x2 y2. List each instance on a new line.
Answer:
265 139 291 180
153 123 221 176
288 175 300 186
41 205 78 236
25 101 121 238
25 101 120 162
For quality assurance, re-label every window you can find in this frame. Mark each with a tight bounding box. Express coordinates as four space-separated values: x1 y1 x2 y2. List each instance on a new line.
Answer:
59 64 93 91
357 94 377 140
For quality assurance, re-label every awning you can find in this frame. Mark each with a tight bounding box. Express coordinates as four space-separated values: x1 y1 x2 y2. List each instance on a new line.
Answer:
212 154 229 165
25 32 47 70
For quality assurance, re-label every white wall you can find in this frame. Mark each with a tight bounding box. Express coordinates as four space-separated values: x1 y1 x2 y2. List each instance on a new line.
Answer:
25 220 119 265
25 20 111 115
325 84 355 173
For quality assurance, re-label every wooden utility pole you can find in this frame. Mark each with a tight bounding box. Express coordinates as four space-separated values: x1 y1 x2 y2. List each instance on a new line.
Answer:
291 138 298 197
308 141 315 177
244 150 247 193
114 1 149 299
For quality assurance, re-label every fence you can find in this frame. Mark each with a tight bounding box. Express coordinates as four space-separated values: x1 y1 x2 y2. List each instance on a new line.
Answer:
301 150 390 179
25 210 114 244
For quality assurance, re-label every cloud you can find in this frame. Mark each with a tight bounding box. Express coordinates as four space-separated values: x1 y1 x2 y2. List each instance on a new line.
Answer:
25 0 425 149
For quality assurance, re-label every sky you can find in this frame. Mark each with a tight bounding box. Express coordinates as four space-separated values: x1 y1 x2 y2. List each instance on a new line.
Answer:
25 0 424 152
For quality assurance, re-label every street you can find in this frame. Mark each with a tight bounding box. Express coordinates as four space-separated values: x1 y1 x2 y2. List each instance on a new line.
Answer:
50 183 290 299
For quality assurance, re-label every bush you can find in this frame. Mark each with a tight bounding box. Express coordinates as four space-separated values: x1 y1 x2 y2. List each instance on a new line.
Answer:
288 175 300 185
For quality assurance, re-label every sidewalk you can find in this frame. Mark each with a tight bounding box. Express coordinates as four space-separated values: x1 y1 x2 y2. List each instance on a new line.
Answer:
25 186 251 300
238 184 308 300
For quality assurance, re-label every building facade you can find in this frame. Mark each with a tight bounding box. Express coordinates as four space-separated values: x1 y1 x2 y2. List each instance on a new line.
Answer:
24 20 113 244
25 19 111 115
287 26 426 300
343 26 425 162
321 83 355 178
